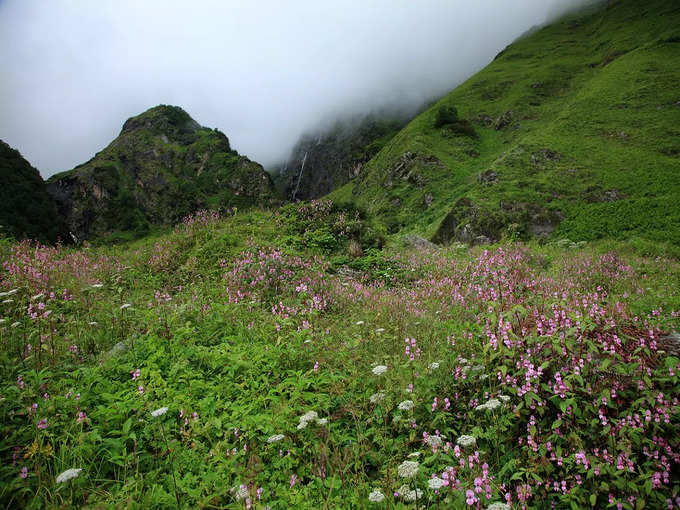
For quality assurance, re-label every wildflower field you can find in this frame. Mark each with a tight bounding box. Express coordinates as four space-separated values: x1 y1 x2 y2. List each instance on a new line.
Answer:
1 204 679 509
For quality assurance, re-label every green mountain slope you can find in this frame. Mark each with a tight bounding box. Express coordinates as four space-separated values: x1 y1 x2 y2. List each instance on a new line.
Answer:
46 105 276 241
0 140 60 242
331 0 680 245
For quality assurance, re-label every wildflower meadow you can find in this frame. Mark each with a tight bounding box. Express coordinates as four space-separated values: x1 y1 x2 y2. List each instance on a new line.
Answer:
0 204 679 509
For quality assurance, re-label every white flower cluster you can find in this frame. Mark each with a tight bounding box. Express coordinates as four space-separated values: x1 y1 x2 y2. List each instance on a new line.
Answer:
428 477 446 490
56 468 82 484
297 410 327 429
151 407 168 417
368 488 385 503
0 289 18 297
428 361 440 370
266 434 285 443
369 392 385 404
230 485 248 501
397 400 414 411
456 435 477 448
425 434 443 448
372 365 388 376
498 394 511 403
475 398 501 411
398 485 423 502
397 460 419 479
487 503 510 510
407 452 421 459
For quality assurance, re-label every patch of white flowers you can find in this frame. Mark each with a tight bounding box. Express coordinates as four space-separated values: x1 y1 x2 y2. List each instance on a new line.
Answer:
368 489 385 503
476 398 501 411
456 435 477 448
151 407 168 417
397 400 414 411
487 503 510 510
425 434 443 448
266 434 285 443
428 477 446 490
297 410 327 429
369 392 385 404
397 460 419 479
56 468 82 483
398 485 423 502
372 365 388 376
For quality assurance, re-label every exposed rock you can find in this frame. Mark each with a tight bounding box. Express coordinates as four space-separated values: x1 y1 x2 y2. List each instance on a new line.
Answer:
477 170 498 185
659 333 680 356
494 111 514 130
104 341 128 358
274 113 410 201
402 234 438 251
472 113 494 127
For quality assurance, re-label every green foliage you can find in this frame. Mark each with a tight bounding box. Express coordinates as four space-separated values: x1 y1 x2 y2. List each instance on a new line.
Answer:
331 0 680 246
434 105 459 127
0 140 60 242
0 210 679 508
45 105 276 242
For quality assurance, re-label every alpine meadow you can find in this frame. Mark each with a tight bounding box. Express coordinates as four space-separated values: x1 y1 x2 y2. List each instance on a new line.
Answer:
1 1 679 509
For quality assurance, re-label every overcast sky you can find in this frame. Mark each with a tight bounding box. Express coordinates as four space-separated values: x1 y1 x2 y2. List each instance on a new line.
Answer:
0 1 593 177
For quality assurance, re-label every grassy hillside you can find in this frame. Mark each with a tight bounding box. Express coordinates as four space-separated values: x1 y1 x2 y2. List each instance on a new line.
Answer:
46 106 277 242
0 140 60 243
0 207 679 508
331 0 680 245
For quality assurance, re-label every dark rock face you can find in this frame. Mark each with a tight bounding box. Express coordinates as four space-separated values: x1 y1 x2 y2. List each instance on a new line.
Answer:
274 114 409 201
46 105 276 241
0 140 60 242
432 197 562 245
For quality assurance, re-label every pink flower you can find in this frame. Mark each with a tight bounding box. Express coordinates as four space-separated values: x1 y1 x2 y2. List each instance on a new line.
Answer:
131 369 140 380
20 467 28 479
290 474 297 488
77 411 87 423
37 419 47 429
138 386 144 395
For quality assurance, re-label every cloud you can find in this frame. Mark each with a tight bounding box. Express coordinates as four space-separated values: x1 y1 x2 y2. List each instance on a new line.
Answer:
0 0 596 177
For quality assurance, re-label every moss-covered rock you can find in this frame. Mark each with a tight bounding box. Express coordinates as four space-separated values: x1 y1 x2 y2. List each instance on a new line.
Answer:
47 105 276 241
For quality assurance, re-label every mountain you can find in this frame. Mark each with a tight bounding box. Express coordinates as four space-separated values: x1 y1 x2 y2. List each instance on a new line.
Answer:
46 105 276 241
330 0 680 245
274 114 411 202
0 140 60 242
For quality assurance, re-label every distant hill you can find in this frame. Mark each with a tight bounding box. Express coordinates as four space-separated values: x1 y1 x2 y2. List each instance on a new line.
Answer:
331 0 680 245
47 105 276 241
0 140 60 242
274 113 412 202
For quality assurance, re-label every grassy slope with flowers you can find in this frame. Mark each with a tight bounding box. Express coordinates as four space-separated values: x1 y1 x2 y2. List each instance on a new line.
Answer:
0 203 679 509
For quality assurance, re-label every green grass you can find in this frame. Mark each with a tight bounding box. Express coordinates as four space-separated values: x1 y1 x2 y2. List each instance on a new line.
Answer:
331 0 680 245
1 207 679 508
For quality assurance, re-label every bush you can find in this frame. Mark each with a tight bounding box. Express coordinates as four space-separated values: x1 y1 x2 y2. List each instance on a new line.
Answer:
434 105 459 128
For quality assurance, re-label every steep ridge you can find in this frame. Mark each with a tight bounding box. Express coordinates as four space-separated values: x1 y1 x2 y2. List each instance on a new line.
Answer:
331 0 680 245
273 114 411 201
47 105 276 241
0 140 60 242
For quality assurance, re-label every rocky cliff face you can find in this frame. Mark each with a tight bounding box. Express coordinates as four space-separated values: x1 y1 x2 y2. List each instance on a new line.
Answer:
0 140 60 242
274 114 409 201
47 105 276 241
